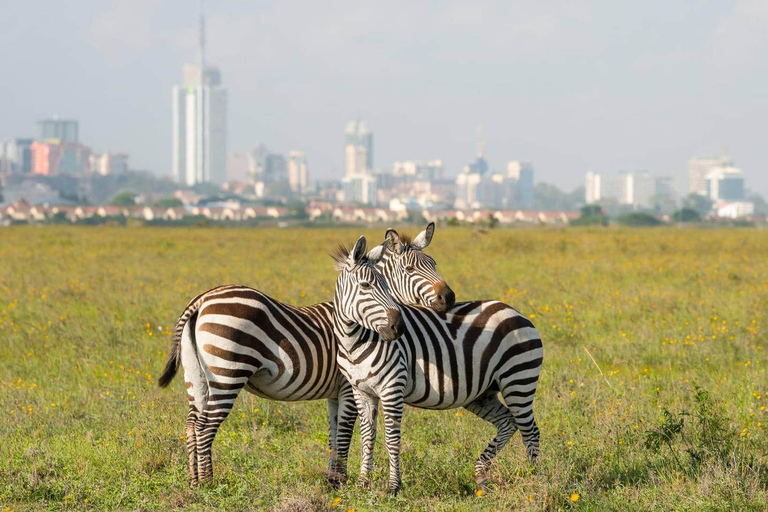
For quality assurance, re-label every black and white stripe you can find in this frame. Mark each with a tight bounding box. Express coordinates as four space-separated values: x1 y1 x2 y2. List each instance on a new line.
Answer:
333 267 543 494
157 226 449 487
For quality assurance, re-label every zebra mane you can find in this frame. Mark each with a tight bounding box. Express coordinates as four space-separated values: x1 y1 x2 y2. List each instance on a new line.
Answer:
397 232 413 246
331 244 368 271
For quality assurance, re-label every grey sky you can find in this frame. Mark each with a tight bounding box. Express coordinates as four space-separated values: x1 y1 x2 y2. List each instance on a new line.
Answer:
2 1 767 196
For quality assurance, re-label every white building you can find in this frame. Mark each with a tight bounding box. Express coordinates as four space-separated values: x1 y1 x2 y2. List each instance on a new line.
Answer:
344 120 373 177
688 156 730 196
172 64 227 186
454 170 483 209
392 160 444 181
585 171 601 204
585 171 676 209
715 201 754 219
287 150 308 194
91 152 129 175
705 165 745 202
343 173 377 205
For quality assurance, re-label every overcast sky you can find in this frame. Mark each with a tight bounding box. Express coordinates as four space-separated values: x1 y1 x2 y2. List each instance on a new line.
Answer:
2 1 767 195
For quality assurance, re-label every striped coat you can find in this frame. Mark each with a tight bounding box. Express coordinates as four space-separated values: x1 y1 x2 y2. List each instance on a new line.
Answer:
158 225 453 487
334 281 543 494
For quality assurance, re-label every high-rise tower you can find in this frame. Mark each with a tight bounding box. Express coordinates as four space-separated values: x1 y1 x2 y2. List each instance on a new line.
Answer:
343 120 373 177
172 8 228 186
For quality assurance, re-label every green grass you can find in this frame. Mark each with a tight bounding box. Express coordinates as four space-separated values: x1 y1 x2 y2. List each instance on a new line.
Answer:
1 226 767 511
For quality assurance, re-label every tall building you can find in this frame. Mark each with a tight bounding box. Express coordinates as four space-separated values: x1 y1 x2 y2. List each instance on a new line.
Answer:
585 171 677 210
0 138 33 173
264 153 287 184
342 173 377 205
344 120 373 177
688 156 730 196
287 150 308 194
585 171 601 204
30 140 91 176
36 118 78 142
507 161 534 209
392 160 444 181
706 166 744 201
91 152 129 175
172 15 227 186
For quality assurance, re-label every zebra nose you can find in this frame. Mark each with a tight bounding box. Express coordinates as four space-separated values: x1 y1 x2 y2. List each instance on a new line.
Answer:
432 282 456 312
382 308 404 340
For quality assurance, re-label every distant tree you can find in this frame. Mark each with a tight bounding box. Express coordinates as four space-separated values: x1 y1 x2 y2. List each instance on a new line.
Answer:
192 182 224 197
673 207 701 223
154 197 183 208
487 212 499 229
684 193 713 216
533 183 584 211
616 212 662 226
570 204 608 226
110 192 136 206
286 200 308 219
446 217 460 227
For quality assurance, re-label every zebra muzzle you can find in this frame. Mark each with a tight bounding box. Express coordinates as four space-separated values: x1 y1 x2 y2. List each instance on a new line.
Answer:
432 281 456 312
380 308 404 340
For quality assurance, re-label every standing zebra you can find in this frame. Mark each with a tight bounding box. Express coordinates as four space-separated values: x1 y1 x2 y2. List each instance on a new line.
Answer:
333 246 544 495
157 224 453 487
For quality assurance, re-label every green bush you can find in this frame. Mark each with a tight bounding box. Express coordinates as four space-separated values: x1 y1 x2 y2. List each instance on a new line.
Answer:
616 212 662 226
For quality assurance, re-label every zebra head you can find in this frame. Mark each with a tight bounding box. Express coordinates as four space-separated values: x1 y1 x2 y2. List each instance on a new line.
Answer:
380 222 456 313
333 236 405 342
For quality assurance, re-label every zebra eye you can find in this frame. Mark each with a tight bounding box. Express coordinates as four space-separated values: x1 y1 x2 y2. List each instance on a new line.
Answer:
360 281 371 289
405 265 415 272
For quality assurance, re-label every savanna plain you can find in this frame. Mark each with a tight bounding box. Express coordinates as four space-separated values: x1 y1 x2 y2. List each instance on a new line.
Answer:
1 226 767 511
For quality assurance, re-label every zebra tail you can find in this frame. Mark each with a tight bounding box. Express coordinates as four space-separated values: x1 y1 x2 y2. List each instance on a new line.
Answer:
158 290 208 388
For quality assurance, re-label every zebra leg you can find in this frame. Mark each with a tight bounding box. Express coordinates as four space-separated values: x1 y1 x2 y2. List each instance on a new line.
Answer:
501 393 540 463
181 320 208 488
185 405 201 486
326 397 343 487
332 380 358 486
380 395 404 495
353 389 379 490
464 391 518 488
195 384 243 483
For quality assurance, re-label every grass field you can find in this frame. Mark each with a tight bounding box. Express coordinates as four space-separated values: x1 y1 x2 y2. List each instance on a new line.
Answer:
1 226 767 511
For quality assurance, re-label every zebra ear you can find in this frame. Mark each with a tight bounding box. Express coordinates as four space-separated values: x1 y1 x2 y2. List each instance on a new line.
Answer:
385 228 404 254
411 222 435 250
350 236 368 267
366 240 387 265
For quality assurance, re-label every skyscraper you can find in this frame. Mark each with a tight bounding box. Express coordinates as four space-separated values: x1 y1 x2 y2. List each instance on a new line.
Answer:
172 14 227 186
287 150 308 194
36 118 78 142
687 156 730 196
507 161 535 209
344 120 373 177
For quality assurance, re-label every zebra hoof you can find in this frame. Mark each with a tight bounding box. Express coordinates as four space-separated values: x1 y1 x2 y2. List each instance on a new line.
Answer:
356 477 372 491
326 473 346 489
474 473 489 489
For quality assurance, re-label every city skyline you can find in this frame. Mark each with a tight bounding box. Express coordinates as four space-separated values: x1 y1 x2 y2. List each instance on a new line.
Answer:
1 2 767 196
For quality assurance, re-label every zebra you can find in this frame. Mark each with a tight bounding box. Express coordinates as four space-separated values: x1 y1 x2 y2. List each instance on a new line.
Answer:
333 246 544 495
157 224 453 487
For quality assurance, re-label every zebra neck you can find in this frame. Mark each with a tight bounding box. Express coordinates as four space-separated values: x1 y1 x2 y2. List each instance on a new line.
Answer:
331 312 378 355
374 252 407 304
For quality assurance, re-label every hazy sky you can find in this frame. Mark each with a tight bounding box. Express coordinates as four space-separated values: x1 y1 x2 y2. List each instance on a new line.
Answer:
2 1 767 195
